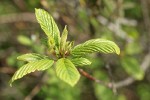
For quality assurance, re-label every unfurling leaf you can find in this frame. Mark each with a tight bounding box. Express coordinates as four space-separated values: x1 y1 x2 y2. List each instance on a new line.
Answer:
55 58 80 86
70 58 91 66
66 41 74 52
47 36 55 51
60 25 68 52
17 53 48 62
35 8 60 47
10 8 121 87
10 59 54 86
71 39 120 57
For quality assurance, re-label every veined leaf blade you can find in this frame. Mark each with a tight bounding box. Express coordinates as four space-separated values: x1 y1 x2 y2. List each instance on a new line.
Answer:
10 59 54 86
71 39 120 57
35 8 60 47
70 58 91 66
55 58 80 86
17 53 48 62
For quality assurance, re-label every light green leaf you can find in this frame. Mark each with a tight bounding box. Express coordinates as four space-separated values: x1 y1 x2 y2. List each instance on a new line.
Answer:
70 58 91 66
35 8 60 47
71 39 120 57
17 53 49 62
60 25 68 52
121 57 144 80
10 59 54 86
17 35 32 46
55 58 80 86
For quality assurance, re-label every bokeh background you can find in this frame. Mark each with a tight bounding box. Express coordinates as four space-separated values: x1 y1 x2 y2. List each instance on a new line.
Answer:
0 0 150 100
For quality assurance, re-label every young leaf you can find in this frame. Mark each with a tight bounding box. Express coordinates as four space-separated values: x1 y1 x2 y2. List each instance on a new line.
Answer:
71 39 120 57
55 58 80 86
66 41 74 52
35 8 60 47
17 53 49 62
47 36 55 51
121 57 144 80
60 25 68 52
10 59 54 86
70 58 91 66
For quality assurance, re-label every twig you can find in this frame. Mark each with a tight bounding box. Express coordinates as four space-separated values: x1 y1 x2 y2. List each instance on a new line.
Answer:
114 51 150 88
97 15 135 42
78 68 113 89
24 72 48 100
106 64 117 94
114 77 134 89
24 82 42 100
78 50 150 89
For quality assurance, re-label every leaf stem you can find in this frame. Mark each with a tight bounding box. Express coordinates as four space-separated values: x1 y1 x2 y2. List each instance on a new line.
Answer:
78 68 113 89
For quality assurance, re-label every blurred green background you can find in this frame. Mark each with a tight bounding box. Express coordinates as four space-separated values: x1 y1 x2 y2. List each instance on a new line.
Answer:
0 0 150 100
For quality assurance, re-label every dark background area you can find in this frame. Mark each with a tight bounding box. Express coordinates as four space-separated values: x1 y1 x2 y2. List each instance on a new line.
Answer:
0 0 150 100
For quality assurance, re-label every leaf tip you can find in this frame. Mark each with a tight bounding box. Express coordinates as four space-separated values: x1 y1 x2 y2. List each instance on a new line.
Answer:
113 42 120 55
35 8 39 11
35 8 43 15
116 48 120 55
16 56 20 60
69 84 75 87
68 76 80 87
89 61 92 65
64 25 67 29
35 8 38 12
9 80 13 87
111 41 120 55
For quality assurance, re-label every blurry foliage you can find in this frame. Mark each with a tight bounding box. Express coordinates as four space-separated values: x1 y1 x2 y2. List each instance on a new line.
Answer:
37 69 81 100
6 52 24 68
0 0 150 100
121 57 144 80
137 83 150 100
17 35 32 46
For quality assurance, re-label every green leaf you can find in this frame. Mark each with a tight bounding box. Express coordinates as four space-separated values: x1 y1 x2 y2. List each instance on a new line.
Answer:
35 8 60 47
17 53 49 62
70 58 91 66
55 58 80 86
60 25 68 52
71 39 120 57
137 84 150 100
17 35 32 46
125 42 141 55
121 57 144 80
10 59 54 86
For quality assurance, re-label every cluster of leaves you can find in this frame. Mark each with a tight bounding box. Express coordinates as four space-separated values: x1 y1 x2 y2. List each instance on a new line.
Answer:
9 8 120 87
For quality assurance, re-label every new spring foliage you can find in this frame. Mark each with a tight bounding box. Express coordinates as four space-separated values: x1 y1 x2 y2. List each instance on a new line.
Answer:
10 8 120 87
